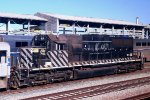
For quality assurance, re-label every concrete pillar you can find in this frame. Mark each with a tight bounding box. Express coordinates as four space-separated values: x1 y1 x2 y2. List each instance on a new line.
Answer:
142 28 145 39
87 24 89 34
100 25 103 34
72 24 75 34
28 21 30 33
133 28 135 37
112 26 114 34
56 19 59 33
123 27 125 35
6 20 10 33
146 30 149 39
148 30 150 39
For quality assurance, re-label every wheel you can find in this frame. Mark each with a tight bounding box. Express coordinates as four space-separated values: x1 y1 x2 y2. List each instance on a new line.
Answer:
47 77 54 83
64 71 74 81
69 71 74 80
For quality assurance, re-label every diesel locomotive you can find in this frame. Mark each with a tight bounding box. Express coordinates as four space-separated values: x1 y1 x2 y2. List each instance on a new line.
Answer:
8 34 143 88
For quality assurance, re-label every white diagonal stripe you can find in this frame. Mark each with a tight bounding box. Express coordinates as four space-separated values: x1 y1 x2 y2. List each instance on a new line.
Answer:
58 51 68 66
62 51 68 63
21 58 29 69
20 51 32 67
22 48 32 60
63 51 68 57
51 51 61 67
47 51 57 67
51 59 58 67
53 51 63 67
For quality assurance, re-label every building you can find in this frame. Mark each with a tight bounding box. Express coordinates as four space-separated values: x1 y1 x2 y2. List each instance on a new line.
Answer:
144 25 150 39
0 12 47 34
35 12 145 39
0 12 148 39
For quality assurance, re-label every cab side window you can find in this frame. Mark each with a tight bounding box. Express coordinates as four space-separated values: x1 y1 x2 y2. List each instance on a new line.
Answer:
16 42 28 47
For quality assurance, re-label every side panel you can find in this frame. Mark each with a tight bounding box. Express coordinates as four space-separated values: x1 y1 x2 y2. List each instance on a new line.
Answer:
20 48 53 69
0 64 9 77
0 44 10 77
20 48 33 69
47 50 68 67
133 39 150 62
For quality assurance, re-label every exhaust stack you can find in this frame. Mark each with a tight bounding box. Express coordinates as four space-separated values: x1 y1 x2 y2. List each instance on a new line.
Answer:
136 17 139 24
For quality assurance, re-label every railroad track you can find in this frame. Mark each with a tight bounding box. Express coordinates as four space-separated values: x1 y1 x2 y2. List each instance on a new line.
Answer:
1 67 150 99
123 92 150 100
22 76 150 100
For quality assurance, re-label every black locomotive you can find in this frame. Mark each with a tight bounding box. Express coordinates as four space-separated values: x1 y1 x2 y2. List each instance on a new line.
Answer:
9 34 143 88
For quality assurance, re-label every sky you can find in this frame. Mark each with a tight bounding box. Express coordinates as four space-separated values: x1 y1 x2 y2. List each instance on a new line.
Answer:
0 0 150 25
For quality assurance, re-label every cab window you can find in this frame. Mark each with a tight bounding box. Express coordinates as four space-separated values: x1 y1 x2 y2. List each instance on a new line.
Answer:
136 42 141 46
16 42 28 47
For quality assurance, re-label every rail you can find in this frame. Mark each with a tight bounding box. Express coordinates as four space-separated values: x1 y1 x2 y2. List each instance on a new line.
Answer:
123 92 150 100
22 76 150 100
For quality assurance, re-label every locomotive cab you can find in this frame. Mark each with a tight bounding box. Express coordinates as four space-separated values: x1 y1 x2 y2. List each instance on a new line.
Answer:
32 34 67 51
